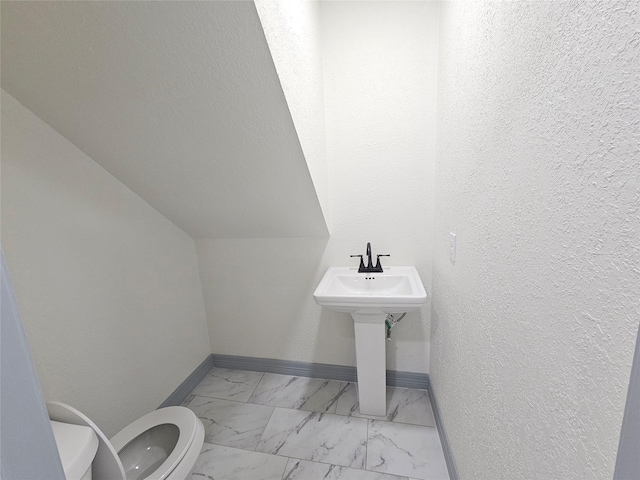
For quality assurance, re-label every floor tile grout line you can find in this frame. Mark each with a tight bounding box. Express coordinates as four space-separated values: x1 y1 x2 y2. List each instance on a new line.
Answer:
265 450 374 473
195 409 436 479
189 389 437 428
190 392 250 402
280 457 292 480
189 393 267 407
278 456 289 480
247 375 346 411
199 370 435 426
275 454 414 477
196 440 417 480
244 405 374 472
190 392 435 429
246 371 266 402
195 367 265 403
255 404 278 450
190 386 436 428
365 418 370 472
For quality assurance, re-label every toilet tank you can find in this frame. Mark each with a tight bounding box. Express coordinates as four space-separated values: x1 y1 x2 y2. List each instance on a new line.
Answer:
50 421 99 480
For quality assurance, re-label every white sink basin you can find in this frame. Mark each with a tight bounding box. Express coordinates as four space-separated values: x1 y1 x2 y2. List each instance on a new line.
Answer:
313 266 427 314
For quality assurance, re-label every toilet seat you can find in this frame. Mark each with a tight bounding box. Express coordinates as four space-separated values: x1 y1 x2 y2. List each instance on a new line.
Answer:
110 407 199 480
47 402 203 480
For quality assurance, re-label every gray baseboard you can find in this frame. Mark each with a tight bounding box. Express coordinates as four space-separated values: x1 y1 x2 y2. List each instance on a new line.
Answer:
158 355 214 408
211 354 429 390
427 377 459 480
212 354 357 382
386 369 429 390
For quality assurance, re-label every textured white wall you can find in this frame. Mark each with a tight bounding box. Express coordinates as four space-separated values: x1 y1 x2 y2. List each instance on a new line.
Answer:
430 2 640 479
254 0 329 226
1 92 212 437
197 1 439 373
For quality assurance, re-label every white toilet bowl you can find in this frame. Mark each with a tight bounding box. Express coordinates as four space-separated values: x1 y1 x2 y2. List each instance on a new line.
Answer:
48 402 204 480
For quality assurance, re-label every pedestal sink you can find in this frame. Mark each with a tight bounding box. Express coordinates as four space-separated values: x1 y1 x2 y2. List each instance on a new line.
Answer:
313 266 427 415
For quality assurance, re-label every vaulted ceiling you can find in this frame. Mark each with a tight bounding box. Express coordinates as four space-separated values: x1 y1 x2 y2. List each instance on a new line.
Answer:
1 1 328 239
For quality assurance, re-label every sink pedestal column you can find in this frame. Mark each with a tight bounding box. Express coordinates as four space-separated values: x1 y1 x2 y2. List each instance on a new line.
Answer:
352 312 387 416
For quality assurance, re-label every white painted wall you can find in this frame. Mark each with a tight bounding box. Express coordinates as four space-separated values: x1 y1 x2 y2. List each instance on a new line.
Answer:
197 1 439 373
1 1 327 239
1 92 211 437
430 2 640 479
254 0 329 226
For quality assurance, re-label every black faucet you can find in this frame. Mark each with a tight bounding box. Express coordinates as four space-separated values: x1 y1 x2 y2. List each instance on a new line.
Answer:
351 242 390 273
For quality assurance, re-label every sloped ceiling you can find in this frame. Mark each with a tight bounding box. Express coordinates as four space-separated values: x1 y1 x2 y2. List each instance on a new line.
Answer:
1 1 328 239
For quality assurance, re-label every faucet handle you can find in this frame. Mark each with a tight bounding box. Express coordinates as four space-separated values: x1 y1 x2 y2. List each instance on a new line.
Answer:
350 254 365 272
374 254 390 272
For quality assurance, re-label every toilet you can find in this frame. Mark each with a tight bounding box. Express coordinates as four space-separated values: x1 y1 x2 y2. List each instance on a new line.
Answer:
48 402 204 480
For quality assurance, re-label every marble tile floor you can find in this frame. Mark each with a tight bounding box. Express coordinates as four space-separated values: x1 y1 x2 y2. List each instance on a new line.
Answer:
185 368 449 480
